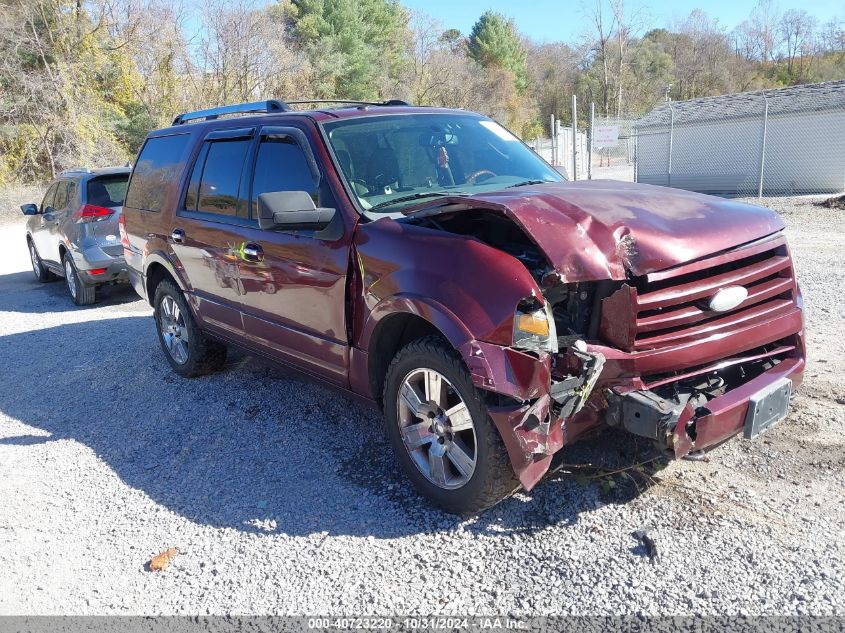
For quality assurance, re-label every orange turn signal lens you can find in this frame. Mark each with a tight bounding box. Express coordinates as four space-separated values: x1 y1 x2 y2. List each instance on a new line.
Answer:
516 312 550 337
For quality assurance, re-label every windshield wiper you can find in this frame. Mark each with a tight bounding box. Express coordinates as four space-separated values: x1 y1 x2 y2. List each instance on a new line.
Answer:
369 191 467 212
505 179 554 189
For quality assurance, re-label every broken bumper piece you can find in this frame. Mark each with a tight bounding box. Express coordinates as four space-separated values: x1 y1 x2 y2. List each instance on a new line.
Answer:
477 341 606 491
607 356 805 458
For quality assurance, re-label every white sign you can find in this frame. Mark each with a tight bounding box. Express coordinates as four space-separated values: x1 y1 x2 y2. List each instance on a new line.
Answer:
593 125 620 148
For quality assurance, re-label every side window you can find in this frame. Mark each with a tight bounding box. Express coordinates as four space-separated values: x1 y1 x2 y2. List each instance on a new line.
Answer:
125 134 192 212
41 183 58 212
53 182 69 210
250 135 318 217
193 139 251 218
65 181 78 208
183 144 210 212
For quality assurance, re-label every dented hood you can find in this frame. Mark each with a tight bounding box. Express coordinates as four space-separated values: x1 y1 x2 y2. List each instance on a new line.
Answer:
409 180 785 282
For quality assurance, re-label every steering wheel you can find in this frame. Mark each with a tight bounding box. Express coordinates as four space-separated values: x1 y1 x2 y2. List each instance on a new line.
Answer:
348 178 370 194
465 169 497 185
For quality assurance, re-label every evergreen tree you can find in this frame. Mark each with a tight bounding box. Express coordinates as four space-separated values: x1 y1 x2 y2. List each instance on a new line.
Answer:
288 0 410 100
467 11 528 93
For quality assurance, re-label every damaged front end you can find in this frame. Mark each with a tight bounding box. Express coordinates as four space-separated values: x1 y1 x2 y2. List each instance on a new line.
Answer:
463 327 608 491
473 340 604 490
403 199 805 491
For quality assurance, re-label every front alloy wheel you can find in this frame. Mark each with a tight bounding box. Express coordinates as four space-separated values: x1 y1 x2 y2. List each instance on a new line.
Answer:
383 336 519 515
29 241 54 283
397 368 477 489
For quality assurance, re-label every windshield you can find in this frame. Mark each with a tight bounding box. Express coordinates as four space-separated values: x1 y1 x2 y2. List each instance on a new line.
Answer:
322 113 562 215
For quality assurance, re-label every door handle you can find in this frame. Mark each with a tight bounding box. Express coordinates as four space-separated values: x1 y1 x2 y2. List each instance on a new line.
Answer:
242 242 264 262
171 228 185 244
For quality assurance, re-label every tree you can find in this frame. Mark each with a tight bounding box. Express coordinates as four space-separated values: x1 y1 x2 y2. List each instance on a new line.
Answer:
583 0 633 116
467 11 528 93
779 9 817 78
735 0 780 63
526 41 579 124
287 0 410 100
0 0 134 181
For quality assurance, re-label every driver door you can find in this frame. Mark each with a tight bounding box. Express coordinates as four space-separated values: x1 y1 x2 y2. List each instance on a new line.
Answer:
33 182 59 264
234 125 353 385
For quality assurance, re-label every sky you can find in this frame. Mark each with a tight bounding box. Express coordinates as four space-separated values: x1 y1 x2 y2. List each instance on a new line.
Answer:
401 0 844 42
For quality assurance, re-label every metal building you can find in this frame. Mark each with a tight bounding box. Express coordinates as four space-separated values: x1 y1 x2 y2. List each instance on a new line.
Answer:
635 80 845 196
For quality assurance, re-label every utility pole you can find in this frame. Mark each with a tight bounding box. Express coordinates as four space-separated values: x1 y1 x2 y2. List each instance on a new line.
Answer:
571 94 578 181
588 101 595 180
758 97 769 198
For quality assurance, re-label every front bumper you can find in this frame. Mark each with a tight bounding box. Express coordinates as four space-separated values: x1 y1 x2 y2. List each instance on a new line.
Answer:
608 353 805 458
465 319 805 492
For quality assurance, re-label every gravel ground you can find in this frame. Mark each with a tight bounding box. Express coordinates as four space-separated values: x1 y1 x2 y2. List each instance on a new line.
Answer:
0 192 843 616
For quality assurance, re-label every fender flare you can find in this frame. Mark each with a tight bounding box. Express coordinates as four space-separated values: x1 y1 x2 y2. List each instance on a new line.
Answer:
142 252 191 306
360 293 474 354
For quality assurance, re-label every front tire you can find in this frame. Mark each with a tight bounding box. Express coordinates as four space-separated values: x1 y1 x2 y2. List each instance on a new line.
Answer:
383 336 519 515
153 280 227 377
63 253 95 305
28 240 56 283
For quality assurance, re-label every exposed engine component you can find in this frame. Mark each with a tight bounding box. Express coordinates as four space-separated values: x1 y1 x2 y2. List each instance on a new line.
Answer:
408 210 620 341
410 210 552 280
549 339 606 419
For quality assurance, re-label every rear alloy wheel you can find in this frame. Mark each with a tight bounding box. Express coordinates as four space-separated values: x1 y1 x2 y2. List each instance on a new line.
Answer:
28 241 55 283
153 280 227 377
62 254 96 305
383 336 519 515
159 295 189 365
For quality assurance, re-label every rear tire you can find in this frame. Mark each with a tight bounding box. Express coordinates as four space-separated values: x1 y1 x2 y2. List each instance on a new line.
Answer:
28 240 56 283
62 253 96 305
382 336 519 515
153 280 227 377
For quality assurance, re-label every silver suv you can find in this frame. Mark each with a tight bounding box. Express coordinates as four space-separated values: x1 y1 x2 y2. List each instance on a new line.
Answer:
22 167 130 305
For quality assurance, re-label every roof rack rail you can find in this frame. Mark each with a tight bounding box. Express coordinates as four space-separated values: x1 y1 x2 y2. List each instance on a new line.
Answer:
286 99 412 108
172 99 291 125
59 167 92 175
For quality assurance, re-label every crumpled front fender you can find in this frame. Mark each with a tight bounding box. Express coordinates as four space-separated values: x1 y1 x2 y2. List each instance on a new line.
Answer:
488 396 563 490
456 340 559 489
464 339 607 491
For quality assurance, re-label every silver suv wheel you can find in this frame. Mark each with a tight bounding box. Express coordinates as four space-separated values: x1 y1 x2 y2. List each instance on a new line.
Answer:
64 258 77 299
396 368 477 489
30 244 40 277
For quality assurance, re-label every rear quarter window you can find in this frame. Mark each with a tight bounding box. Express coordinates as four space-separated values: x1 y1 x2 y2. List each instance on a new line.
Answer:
52 181 70 210
87 175 128 207
125 134 192 212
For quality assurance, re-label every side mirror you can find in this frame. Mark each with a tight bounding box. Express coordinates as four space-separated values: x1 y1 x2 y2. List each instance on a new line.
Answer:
257 191 335 231
20 203 39 216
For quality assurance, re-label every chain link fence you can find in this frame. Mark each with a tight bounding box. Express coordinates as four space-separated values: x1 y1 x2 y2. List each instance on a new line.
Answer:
588 114 637 183
526 82 845 197
528 129 588 180
634 81 845 197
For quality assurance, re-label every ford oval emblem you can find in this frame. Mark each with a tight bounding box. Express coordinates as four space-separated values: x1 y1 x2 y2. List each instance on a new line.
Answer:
708 286 748 312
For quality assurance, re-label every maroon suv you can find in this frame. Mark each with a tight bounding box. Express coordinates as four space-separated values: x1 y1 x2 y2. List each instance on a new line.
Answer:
121 99 805 514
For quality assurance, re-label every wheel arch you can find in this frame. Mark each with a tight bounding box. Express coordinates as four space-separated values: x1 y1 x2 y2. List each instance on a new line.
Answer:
364 298 473 408
144 255 187 307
